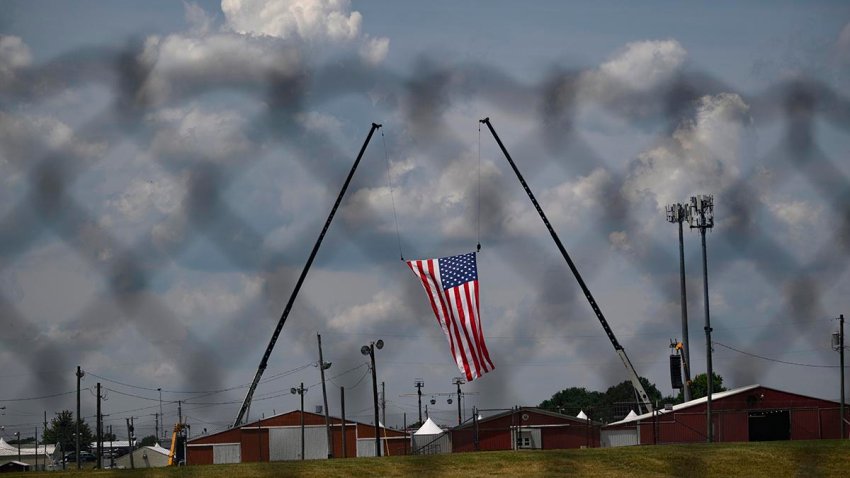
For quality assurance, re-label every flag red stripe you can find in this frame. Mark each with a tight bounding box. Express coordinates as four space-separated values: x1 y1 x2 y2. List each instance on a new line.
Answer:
413 260 459 370
463 282 488 375
452 285 481 379
474 281 495 370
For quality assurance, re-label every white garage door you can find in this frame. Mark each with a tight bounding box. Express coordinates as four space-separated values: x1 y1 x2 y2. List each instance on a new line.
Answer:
269 427 328 461
213 444 241 464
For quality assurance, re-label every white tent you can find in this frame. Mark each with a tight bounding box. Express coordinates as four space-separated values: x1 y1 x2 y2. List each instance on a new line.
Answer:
414 418 444 436
576 410 588 420
0 438 56 471
412 418 451 454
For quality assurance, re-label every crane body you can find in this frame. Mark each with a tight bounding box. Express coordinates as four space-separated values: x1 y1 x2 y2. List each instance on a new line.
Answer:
480 117 653 414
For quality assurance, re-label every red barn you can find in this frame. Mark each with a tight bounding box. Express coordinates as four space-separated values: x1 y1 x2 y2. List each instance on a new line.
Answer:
601 384 850 446
187 410 409 465
451 407 600 452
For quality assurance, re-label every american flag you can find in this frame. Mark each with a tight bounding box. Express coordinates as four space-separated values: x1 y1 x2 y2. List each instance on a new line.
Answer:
406 252 494 381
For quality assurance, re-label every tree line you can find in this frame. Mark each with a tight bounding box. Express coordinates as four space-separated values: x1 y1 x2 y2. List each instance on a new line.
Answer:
538 372 726 423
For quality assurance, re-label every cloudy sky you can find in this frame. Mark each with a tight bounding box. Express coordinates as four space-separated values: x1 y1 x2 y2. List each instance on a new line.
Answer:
1 0 849 439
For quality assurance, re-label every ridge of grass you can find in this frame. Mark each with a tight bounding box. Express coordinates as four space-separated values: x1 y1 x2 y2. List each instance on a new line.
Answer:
7 440 850 477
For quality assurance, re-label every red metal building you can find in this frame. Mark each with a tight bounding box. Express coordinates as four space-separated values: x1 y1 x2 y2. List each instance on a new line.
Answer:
601 384 850 446
187 410 409 465
451 407 600 452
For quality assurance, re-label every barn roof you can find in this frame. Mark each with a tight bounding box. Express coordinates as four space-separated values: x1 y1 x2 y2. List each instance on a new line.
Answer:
189 409 406 444
606 384 762 426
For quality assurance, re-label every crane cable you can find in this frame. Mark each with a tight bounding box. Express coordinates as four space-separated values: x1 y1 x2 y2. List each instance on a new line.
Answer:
477 121 482 253
381 128 404 261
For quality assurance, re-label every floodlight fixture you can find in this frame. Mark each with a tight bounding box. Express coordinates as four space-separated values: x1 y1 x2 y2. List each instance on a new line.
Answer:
361 345 370 356
375 339 384 350
447 398 453 405
688 195 714 229
430 397 436 405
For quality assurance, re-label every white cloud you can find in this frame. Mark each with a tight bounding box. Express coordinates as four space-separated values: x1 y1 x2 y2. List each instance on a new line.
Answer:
597 39 686 91
148 104 255 162
622 93 751 209
221 0 389 64
360 35 389 65
502 168 612 236
222 0 362 42
165 272 263 321
184 1 215 35
138 32 301 105
328 290 406 331
0 112 107 171
577 39 686 110
105 176 182 222
0 36 31 84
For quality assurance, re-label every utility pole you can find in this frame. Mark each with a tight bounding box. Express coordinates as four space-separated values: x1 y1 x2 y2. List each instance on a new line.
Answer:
178 400 182 425
126 418 135 469
291 383 306 459
35 427 39 471
842 314 846 440
453 377 465 425
666 203 692 401
414 379 424 425
361 340 384 457
340 386 347 458
834 314 846 439
109 425 114 468
43 412 47 470
317 333 332 458
473 406 480 451
97 382 102 469
75 365 84 469
155 413 159 445
158 388 163 442
381 381 386 429
688 195 714 442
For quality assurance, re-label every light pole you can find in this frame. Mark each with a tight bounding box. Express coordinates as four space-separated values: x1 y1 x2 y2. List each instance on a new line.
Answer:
666 202 692 401
452 377 466 425
361 339 384 457
833 314 846 439
14 432 20 462
290 383 306 460
688 194 714 442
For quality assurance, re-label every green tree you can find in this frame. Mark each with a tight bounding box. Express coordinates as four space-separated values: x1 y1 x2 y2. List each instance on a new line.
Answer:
41 410 94 452
139 435 158 447
540 377 677 424
680 372 726 401
539 386 603 416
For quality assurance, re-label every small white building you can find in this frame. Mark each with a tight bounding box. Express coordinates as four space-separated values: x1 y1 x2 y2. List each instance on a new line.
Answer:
412 418 451 455
115 444 170 469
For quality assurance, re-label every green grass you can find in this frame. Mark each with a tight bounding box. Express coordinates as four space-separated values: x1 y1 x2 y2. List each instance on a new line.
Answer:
7 440 850 477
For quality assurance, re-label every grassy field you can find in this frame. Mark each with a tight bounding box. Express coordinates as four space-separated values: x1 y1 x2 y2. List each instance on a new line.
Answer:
6 440 850 477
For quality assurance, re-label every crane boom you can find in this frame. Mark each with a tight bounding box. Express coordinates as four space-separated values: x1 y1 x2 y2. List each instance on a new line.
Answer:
479 118 653 414
233 123 382 428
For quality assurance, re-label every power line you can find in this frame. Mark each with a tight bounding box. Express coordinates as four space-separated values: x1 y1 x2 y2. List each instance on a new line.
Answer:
0 389 81 402
714 341 844 368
